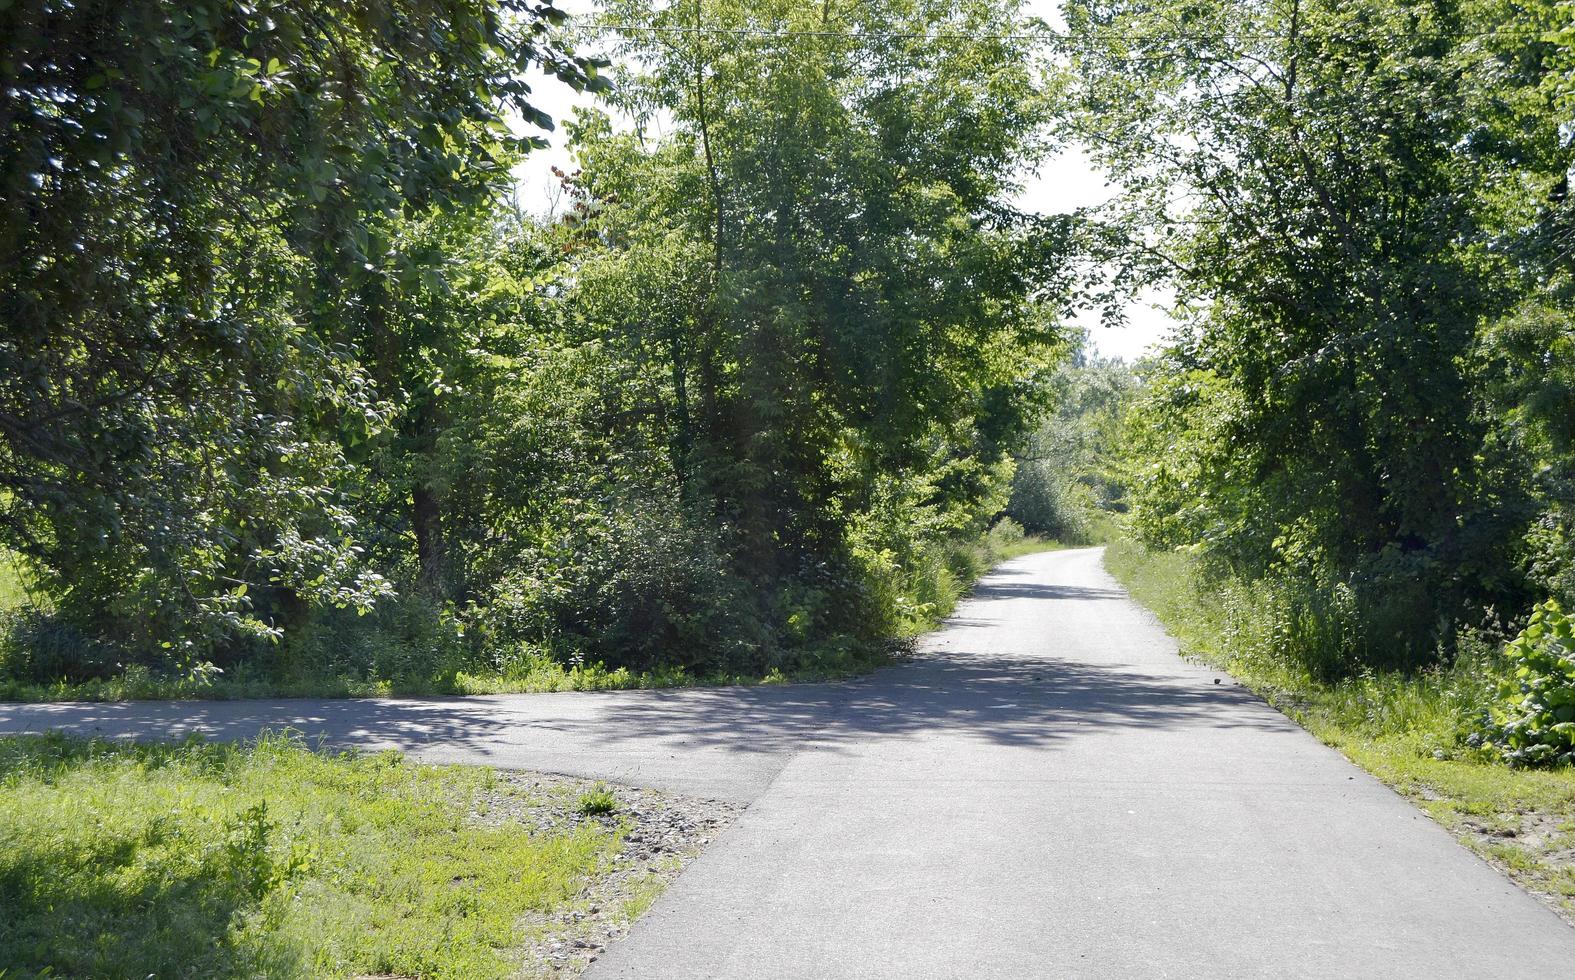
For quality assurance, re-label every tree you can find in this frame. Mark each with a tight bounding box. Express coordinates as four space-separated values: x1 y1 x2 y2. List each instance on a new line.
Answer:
0 0 603 663
571 0 1070 644
1008 341 1139 541
1064 0 1572 667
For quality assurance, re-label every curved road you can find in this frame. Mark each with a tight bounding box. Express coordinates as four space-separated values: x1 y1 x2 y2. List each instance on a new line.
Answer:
3 547 1572 977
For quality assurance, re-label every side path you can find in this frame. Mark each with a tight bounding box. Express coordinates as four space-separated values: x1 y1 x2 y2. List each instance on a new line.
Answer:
584 548 1575 979
0 675 850 804
2 548 1572 976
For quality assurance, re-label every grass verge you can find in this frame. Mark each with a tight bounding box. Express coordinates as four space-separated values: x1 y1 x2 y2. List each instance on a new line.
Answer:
0 652 894 704
1103 539 1575 924
0 732 670 978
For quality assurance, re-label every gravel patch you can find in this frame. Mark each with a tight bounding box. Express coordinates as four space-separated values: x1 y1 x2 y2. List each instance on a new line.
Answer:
1451 808 1575 927
467 770 745 977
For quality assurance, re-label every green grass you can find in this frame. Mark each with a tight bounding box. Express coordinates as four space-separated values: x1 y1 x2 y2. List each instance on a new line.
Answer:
576 783 619 816
0 551 36 613
0 733 629 978
993 534 1072 561
1105 539 1575 922
0 645 895 703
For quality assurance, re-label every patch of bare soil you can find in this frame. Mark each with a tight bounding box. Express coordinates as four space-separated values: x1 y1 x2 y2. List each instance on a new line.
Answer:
470 772 745 977
1450 808 1575 928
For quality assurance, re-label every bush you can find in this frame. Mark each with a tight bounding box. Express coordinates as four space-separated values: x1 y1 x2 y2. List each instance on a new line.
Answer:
1476 599 1575 767
0 608 134 684
986 516 1025 549
483 491 765 674
277 592 473 689
1007 460 1092 543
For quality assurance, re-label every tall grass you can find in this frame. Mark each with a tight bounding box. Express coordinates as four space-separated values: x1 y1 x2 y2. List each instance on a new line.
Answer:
1103 540 1499 754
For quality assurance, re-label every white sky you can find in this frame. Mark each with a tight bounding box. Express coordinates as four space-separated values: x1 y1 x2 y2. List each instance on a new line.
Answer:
513 0 1175 362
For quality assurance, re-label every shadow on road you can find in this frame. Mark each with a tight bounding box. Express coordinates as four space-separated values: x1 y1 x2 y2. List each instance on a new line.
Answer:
0 557 1286 765
587 651 1285 756
968 581 1128 602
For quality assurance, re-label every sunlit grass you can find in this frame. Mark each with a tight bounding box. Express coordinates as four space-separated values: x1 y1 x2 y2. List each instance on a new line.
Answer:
0 641 895 703
0 732 624 978
0 552 31 611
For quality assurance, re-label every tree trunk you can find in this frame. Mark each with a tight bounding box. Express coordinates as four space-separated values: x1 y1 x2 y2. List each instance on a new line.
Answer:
412 482 447 598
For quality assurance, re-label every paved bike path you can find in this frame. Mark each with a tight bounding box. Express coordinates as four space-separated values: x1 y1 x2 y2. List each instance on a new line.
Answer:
585 547 1575 978
4 548 1572 977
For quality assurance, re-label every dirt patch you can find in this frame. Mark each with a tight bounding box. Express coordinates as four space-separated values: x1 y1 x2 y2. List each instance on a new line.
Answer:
1443 807 1575 927
469 771 745 977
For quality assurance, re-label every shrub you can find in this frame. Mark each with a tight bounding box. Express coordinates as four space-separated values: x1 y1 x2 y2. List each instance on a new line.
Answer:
278 591 473 688
1475 599 1575 766
483 491 765 674
1007 460 1092 542
986 516 1025 549
575 784 618 816
0 608 133 684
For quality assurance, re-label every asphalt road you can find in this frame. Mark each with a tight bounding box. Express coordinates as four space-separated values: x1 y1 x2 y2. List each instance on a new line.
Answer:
4 547 1573 977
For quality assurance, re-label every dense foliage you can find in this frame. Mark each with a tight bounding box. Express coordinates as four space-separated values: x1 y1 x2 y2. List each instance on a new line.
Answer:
0 0 606 670
8 0 1571 729
0 0 1066 690
1007 345 1137 542
1068 0 1575 677
1477 600 1575 766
